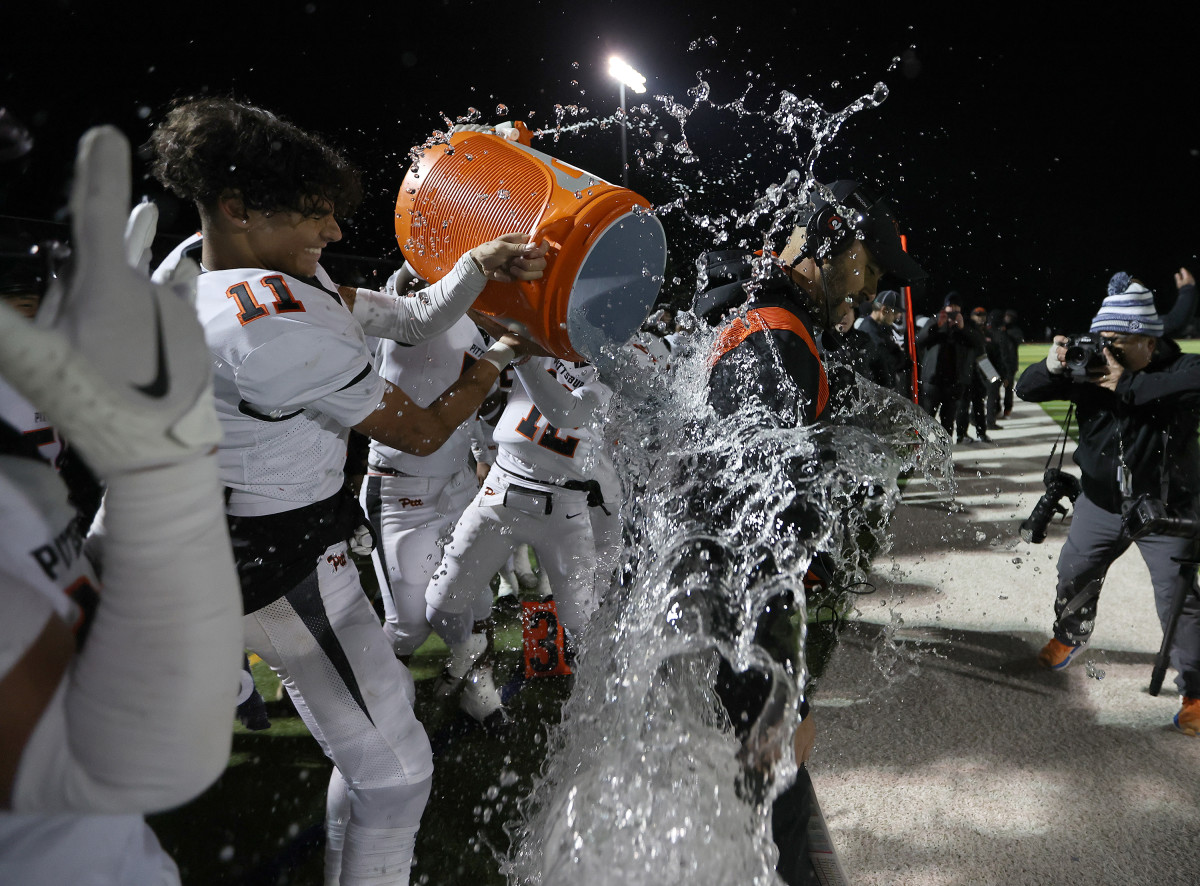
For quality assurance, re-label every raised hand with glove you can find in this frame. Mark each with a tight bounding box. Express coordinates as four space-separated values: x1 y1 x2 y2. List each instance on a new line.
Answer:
0 126 242 816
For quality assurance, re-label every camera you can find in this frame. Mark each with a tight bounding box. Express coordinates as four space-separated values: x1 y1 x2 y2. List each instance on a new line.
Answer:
1121 494 1200 541
1063 333 1108 375
1020 467 1082 543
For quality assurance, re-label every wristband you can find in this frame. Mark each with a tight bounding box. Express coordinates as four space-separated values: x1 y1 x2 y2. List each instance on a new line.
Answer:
482 341 516 371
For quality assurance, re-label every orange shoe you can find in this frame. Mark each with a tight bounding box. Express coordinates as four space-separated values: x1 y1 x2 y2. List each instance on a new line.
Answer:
1038 637 1086 670
1174 697 1199 736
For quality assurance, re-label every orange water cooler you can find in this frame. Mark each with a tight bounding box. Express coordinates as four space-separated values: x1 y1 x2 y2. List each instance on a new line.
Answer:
394 123 667 362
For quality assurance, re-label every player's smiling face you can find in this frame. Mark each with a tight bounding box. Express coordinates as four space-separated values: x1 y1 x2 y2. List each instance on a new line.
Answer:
245 198 342 278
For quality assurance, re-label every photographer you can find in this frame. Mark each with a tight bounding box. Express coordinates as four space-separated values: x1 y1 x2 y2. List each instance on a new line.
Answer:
917 297 979 443
1016 278 1200 736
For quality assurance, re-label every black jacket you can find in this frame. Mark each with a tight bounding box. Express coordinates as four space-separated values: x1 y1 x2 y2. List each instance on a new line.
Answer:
917 319 978 388
822 325 892 389
1016 337 1200 514
991 318 1019 381
859 314 912 390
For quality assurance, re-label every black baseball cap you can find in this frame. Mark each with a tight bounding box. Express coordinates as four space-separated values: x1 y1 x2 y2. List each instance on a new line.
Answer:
813 180 927 284
873 289 902 310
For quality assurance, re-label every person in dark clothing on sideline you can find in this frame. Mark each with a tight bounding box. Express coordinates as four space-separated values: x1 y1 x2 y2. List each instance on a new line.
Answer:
990 308 1019 422
956 306 993 442
1016 279 1200 736
859 289 913 395
917 296 975 442
825 299 890 387
1001 308 1025 418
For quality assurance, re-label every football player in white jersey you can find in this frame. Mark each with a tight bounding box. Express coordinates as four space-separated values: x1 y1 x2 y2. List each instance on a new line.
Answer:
0 240 105 523
424 355 614 724
0 127 242 885
147 97 546 886
359 267 493 658
0 253 64 467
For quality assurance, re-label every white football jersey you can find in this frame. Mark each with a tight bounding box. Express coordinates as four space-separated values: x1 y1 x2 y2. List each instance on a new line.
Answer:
0 456 177 886
0 376 64 468
493 358 612 484
195 264 385 516
0 455 90 665
367 316 488 478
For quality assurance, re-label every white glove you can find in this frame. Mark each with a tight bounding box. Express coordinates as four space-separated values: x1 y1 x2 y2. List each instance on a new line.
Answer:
123 200 157 275
1045 339 1067 375
0 126 218 477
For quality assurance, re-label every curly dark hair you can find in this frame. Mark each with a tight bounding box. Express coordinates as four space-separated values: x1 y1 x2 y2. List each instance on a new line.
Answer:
146 97 362 218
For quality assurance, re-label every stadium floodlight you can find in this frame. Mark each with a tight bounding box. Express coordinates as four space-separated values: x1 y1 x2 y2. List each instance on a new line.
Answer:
608 56 647 94
607 55 646 187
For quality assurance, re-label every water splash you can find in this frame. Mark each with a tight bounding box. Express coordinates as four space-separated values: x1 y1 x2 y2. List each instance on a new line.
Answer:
505 321 950 884
630 73 902 285
397 57 951 884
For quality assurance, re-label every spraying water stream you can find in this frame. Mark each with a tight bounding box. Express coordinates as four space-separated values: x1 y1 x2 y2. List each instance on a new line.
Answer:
490 66 954 885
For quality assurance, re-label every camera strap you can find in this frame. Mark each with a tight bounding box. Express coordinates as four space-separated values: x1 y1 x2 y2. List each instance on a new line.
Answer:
1158 427 1171 503
1044 403 1075 474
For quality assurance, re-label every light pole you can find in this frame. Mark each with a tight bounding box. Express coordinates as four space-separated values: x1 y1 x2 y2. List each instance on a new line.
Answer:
607 55 645 188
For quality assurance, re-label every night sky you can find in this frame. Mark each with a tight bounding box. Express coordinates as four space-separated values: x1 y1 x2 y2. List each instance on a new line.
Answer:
3 1 1196 336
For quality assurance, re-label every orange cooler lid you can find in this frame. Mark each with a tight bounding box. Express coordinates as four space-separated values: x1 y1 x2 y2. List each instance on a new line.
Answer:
561 207 666 361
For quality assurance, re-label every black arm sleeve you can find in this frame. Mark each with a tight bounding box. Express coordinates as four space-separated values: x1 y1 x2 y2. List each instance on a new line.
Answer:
1015 359 1073 402
1162 283 1197 338
1121 353 1200 405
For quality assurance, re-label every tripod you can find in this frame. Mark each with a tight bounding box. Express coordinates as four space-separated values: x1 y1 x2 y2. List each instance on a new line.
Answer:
1149 549 1200 696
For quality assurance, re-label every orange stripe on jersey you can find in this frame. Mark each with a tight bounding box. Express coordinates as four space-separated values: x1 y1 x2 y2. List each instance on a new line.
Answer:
709 306 829 418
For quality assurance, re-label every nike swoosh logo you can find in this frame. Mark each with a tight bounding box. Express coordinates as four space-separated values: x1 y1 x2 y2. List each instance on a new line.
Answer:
565 512 583 519
134 297 170 398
